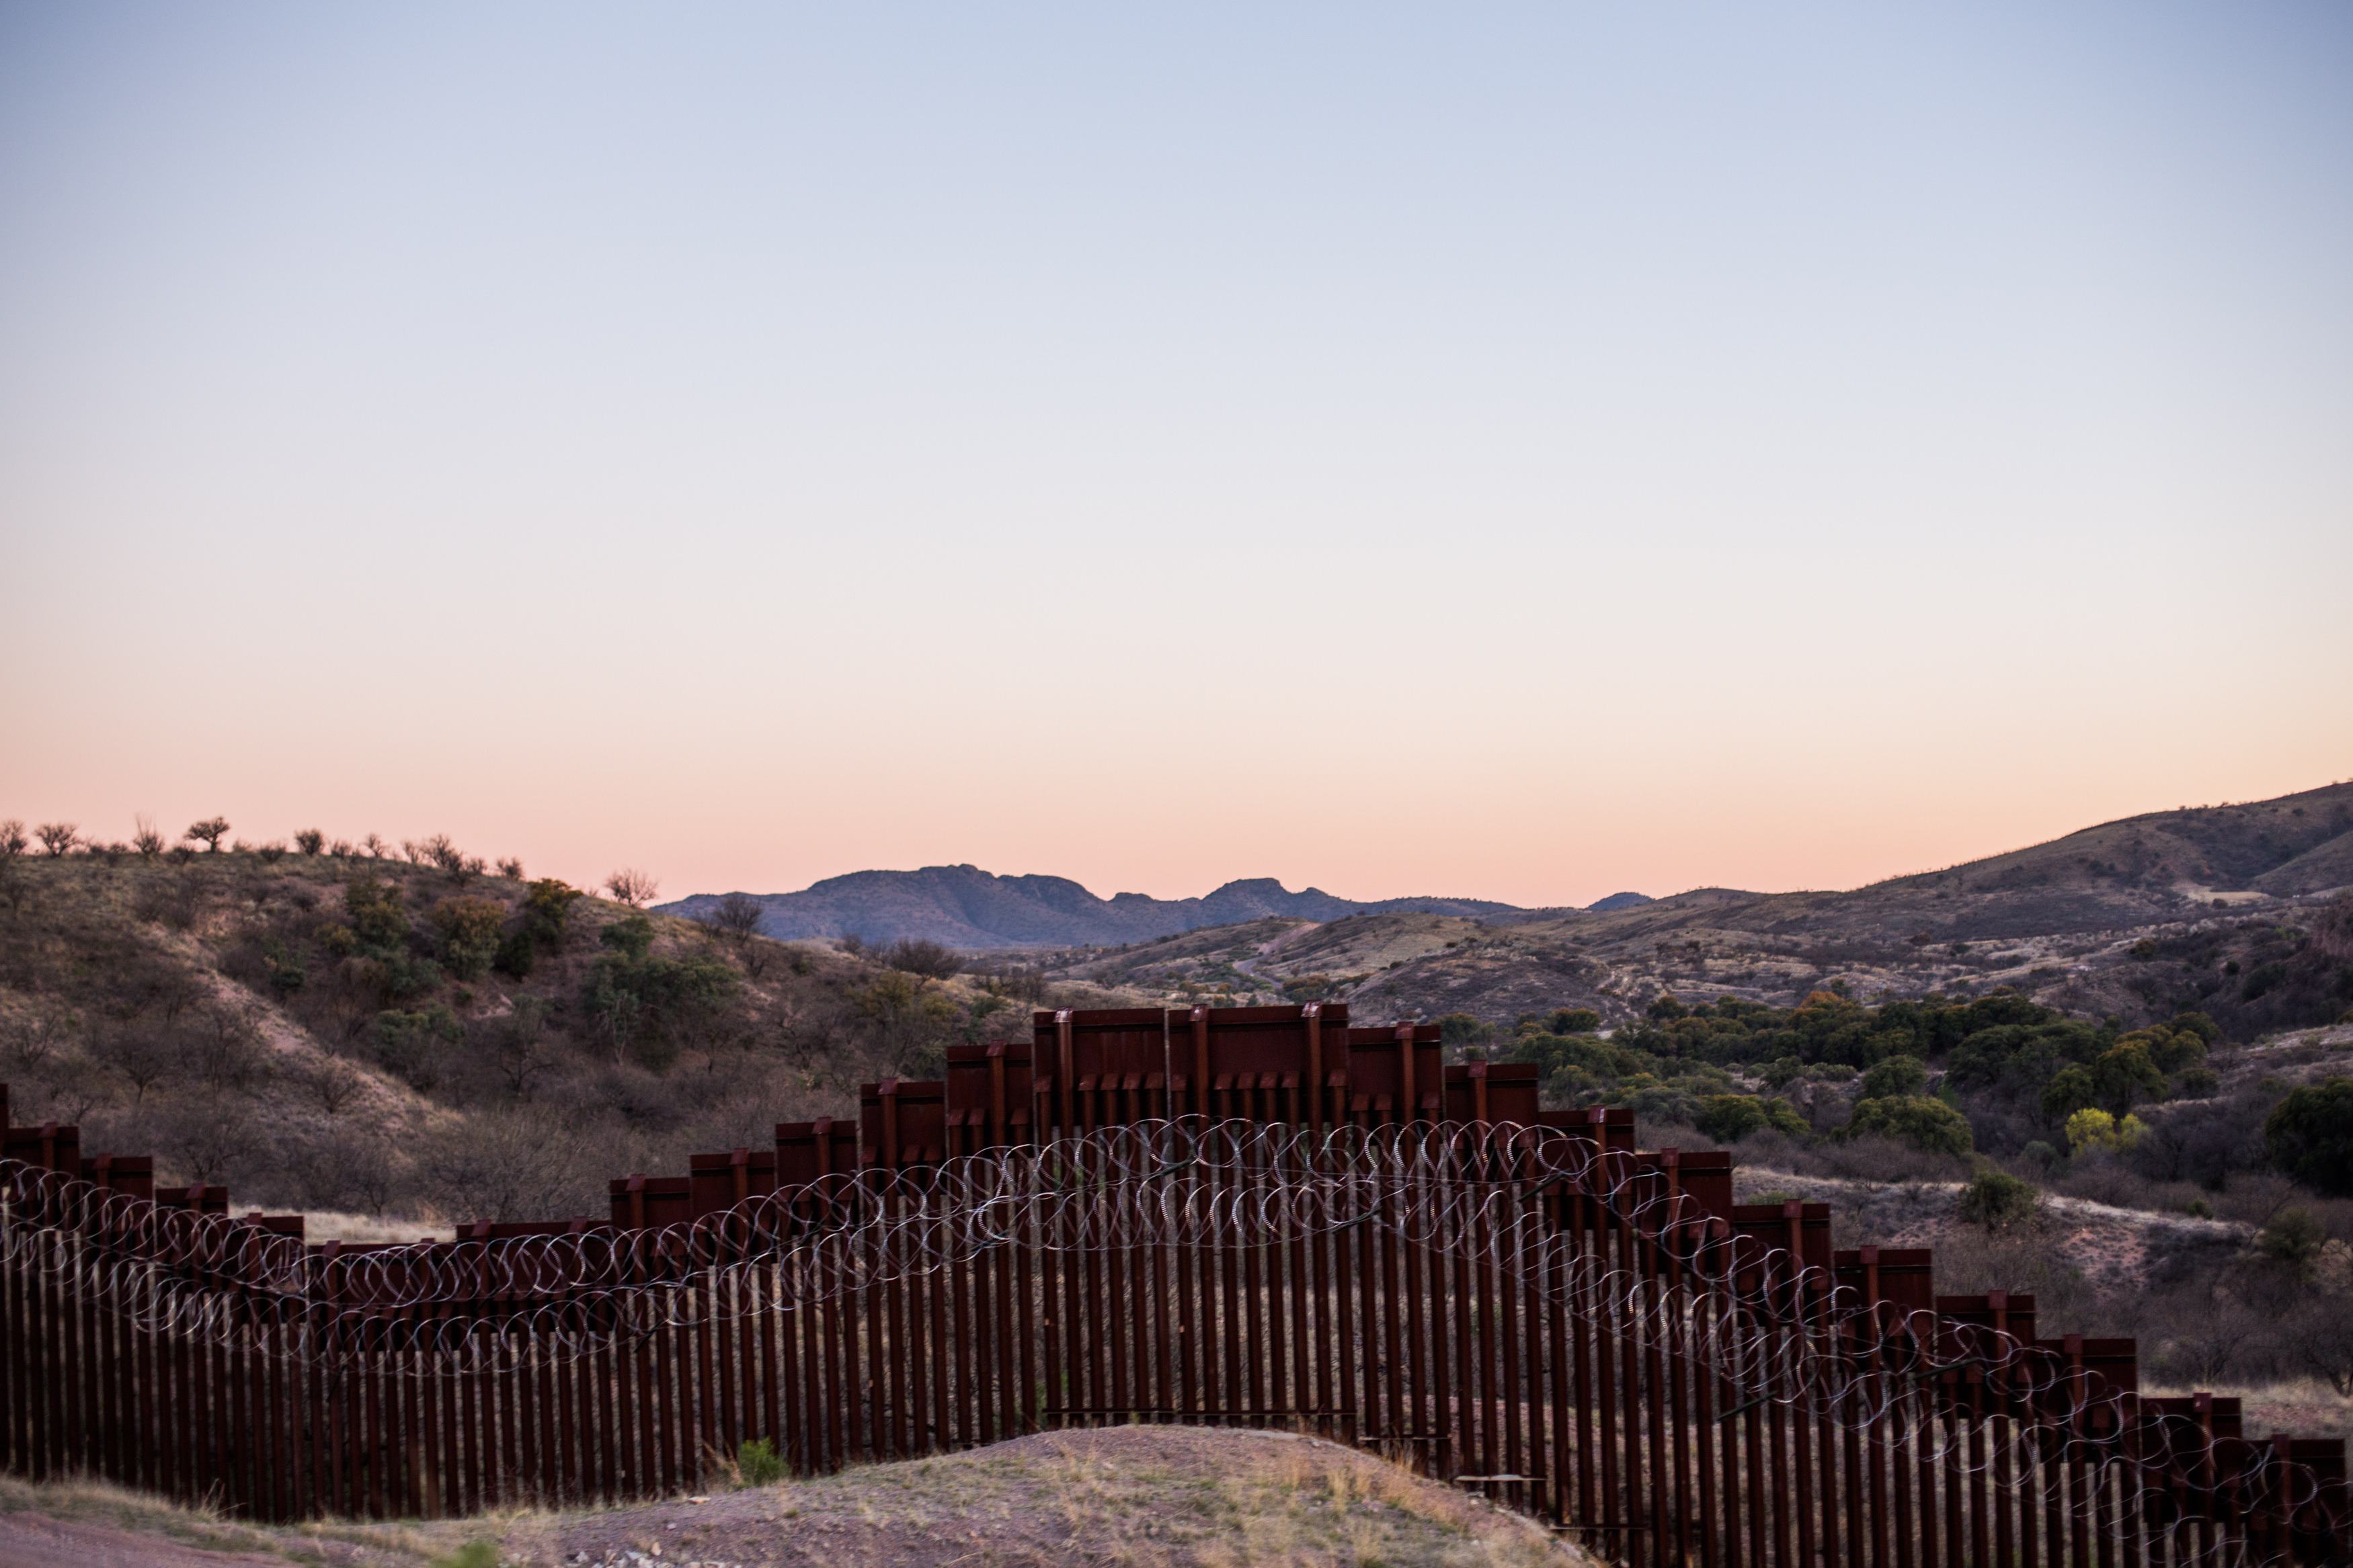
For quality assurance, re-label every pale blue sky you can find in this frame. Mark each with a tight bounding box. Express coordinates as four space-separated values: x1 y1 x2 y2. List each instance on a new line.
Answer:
3 3 2348 904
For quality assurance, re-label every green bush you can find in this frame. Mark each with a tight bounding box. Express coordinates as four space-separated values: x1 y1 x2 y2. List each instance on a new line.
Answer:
1956 1168 2039 1232
430 897 506 982
737 1436 787 1487
1696 1094 1807 1144
373 1007 463 1092
491 929 536 979
344 878 411 950
2089 1041 2167 1114
600 913 655 962
2041 1065 2097 1124
521 878 582 951
1843 1095 1974 1157
2264 1077 2353 1196
2258 1205 2328 1276
1860 1055 1928 1100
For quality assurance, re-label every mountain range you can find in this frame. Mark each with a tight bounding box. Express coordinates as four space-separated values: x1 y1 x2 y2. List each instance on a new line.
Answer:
655 865 1652 949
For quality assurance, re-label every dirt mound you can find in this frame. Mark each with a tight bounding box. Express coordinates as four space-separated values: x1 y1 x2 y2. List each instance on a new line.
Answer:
1 1427 1592 1568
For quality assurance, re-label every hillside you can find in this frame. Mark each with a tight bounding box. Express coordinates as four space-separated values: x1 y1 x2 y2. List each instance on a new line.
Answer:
0 841 1154 1232
1038 784 2353 1040
655 863 1611 948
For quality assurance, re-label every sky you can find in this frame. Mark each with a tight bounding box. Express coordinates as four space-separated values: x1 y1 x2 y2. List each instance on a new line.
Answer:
2 3 2348 909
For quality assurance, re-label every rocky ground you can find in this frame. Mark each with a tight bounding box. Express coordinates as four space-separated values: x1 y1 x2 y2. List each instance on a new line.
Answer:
0 1428 1592 1568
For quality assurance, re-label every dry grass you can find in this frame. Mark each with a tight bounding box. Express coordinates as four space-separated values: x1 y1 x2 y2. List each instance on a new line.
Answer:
0 1428 1595 1568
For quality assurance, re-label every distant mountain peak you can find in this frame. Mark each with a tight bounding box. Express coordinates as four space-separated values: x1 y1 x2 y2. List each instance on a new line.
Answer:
655 866 1523 948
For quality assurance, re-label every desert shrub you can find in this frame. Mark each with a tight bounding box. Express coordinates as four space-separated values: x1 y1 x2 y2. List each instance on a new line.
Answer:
522 878 581 946
2064 1108 2146 1156
2258 1205 2328 1277
881 936 961 980
1860 1055 1928 1100
2127 1091 2274 1186
294 828 325 856
1696 1094 1807 1144
586 921 740 1068
344 878 411 950
184 817 230 852
495 856 523 879
1438 1012 1497 1053
1843 1095 1973 1157
2041 1065 2096 1124
492 928 536 979
373 1006 463 1093
2089 1040 2168 1113
735 1436 786 1487
1958 1167 2040 1232
2019 1140 2058 1169
600 913 655 960
2264 1077 2353 1195
413 1105 598 1222
430 897 506 982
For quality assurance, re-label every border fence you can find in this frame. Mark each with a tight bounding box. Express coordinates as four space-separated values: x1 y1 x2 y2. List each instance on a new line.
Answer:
3 1002 2349 1565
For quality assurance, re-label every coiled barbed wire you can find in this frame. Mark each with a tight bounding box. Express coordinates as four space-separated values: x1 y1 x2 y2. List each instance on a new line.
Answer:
0 1119 2334 1538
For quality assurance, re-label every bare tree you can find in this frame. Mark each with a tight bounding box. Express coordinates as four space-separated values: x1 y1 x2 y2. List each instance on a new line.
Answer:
495 857 524 880
0 820 26 858
360 833 388 860
491 997 558 1101
294 828 325 856
184 817 231 853
133 816 166 859
93 1028 175 1105
884 937 963 979
606 868 660 907
698 893 772 978
36 822 77 858
294 1053 364 1116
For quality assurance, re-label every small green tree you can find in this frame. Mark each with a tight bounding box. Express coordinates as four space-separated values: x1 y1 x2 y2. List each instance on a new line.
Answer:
430 897 506 982
2064 1107 2147 1155
2089 1041 2167 1114
1861 1055 1929 1100
1843 1095 1973 1157
1696 1095 1808 1144
1957 1167 2040 1232
520 878 582 952
2042 1065 2097 1124
2265 1077 2353 1196
2258 1206 2329 1278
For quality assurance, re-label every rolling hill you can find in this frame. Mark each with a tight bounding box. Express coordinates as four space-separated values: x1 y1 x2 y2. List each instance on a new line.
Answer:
1031 782 2353 1037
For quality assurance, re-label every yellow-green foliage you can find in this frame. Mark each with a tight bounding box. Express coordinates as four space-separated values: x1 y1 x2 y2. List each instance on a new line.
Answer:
2063 1107 2147 1155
